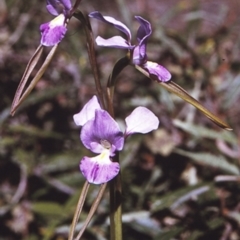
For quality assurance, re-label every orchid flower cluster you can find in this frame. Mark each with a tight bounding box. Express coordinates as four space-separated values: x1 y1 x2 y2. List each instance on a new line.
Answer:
73 96 159 184
11 0 231 239
36 1 173 185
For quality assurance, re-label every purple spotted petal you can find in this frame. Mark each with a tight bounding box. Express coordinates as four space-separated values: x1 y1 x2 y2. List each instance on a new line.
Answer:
40 14 67 46
81 109 124 154
125 107 159 136
96 36 133 49
142 61 172 82
80 154 120 184
89 11 132 42
73 96 101 127
46 0 72 15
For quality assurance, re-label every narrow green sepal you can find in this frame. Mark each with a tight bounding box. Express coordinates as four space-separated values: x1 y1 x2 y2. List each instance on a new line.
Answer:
135 65 232 131
11 44 58 115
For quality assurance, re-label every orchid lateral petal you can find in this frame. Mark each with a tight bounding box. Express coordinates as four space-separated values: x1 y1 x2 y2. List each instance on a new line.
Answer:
134 16 152 61
11 45 58 115
80 154 120 184
80 109 124 153
11 45 44 115
142 61 172 82
135 16 152 45
89 11 132 41
125 107 159 136
135 65 232 130
73 95 101 126
95 36 133 49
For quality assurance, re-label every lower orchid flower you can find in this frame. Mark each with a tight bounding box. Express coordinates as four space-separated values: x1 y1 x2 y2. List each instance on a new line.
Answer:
40 0 72 46
73 96 159 184
89 11 171 82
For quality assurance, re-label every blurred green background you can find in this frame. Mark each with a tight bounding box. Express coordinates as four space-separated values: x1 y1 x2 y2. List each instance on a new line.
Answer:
1 0 240 239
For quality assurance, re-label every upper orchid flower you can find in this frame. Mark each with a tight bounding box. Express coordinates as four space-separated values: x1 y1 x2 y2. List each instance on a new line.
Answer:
73 96 159 184
89 11 171 82
40 0 72 46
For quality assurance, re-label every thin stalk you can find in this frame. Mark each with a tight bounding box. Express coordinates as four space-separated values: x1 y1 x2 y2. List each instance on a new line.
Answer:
11 44 44 115
74 183 107 240
68 181 90 240
105 57 129 240
73 11 105 108
71 0 83 16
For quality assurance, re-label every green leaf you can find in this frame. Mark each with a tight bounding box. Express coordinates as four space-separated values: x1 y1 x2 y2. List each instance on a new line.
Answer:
153 226 184 240
8 124 63 139
150 183 213 213
32 202 67 218
175 149 240 175
173 119 237 144
40 151 82 174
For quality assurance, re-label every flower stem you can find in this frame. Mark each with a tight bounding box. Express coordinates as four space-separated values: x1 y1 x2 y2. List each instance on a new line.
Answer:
73 11 105 108
109 156 122 240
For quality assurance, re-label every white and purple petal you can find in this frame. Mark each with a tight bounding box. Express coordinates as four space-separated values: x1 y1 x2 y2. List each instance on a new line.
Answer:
80 151 120 184
95 36 134 49
81 109 124 154
89 11 132 42
40 14 67 46
125 107 159 136
142 61 172 82
73 96 101 127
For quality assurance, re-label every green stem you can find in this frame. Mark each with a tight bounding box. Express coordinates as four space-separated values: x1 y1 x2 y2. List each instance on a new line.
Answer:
110 163 122 240
105 57 129 240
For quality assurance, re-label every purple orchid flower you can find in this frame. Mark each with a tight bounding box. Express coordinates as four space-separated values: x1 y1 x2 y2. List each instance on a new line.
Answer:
40 0 72 46
73 96 159 184
89 11 171 82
